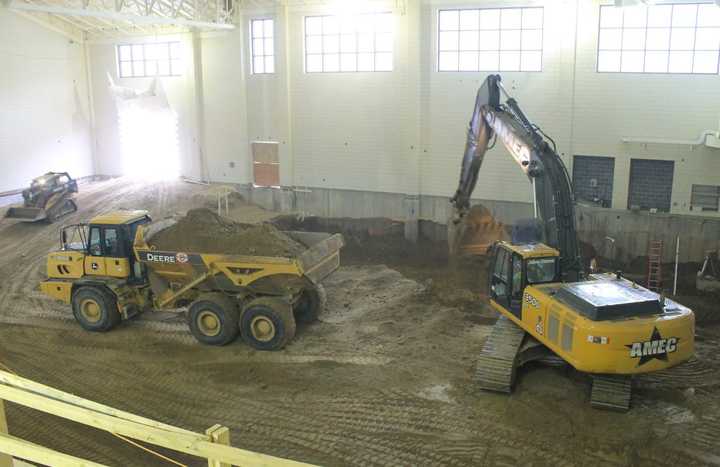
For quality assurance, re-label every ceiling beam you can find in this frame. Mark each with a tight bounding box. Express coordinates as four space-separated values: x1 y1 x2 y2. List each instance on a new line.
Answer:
10 10 83 41
8 1 235 29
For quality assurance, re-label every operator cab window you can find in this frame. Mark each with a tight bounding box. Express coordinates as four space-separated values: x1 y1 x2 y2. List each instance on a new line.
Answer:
492 248 511 297
526 257 558 284
104 228 122 257
88 227 102 256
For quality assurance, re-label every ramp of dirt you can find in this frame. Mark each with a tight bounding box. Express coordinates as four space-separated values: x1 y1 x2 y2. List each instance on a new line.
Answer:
149 208 306 257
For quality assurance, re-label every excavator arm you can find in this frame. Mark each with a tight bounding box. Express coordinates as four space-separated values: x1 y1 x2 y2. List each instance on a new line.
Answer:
449 74 582 281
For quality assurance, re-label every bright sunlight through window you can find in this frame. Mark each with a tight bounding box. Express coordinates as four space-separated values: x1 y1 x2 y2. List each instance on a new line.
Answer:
114 85 180 181
304 12 394 73
117 42 182 78
598 3 720 74
437 7 543 72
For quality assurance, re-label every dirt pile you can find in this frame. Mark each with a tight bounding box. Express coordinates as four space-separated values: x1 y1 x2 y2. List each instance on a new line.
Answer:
149 208 306 257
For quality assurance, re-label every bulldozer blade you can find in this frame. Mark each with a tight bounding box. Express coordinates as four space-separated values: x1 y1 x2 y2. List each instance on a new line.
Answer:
4 207 47 222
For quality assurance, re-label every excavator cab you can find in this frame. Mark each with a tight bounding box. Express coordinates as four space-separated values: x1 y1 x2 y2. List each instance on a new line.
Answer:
489 241 560 318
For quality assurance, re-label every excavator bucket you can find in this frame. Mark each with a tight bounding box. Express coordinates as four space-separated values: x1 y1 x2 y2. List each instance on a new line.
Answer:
449 204 510 257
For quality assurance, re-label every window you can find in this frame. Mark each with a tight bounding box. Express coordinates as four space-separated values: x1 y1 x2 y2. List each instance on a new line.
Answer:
627 159 674 212
117 42 181 78
88 227 102 256
304 12 394 72
104 228 122 257
598 3 720 74
251 19 275 74
572 155 615 208
437 7 543 72
691 184 720 211
526 257 558 284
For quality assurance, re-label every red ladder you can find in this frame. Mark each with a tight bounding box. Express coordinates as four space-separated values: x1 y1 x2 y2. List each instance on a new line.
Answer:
647 240 663 292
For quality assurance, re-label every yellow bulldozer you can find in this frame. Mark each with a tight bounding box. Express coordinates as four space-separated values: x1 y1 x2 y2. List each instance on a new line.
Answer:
40 210 344 350
4 172 78 222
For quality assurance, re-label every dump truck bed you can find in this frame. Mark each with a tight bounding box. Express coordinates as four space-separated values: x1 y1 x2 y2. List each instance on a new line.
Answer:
133 219 343 308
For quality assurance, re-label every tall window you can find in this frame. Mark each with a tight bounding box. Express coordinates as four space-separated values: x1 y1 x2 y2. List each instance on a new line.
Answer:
598 3 720 74
304 12 393 73
117 42 181 78
437 7 543 72
251 19 275 74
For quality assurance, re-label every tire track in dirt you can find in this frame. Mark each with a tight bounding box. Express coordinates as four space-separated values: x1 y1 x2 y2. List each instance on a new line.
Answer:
1 179 719 466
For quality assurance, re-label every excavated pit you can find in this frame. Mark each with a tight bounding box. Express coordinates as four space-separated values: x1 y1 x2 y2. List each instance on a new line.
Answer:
149 208 306 257
0 179 719 466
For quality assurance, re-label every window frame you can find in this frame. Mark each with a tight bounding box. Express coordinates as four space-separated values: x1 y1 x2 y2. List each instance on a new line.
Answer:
250 18 276 75
303 12 394 73
436 6 544 73
116 42 182 79
596 3 720 75
691 184 720 211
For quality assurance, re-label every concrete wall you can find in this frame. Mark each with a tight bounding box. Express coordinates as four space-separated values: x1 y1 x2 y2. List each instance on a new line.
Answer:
0 9 93 192
577 205 720 264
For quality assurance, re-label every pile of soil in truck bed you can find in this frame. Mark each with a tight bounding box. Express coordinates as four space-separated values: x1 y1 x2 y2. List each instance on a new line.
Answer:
149 208 307 257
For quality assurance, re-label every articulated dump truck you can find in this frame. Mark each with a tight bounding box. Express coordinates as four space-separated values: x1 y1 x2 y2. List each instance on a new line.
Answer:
40 210 344 350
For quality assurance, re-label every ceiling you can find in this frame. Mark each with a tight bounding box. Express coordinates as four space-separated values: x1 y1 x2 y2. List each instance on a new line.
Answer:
5 0 237 40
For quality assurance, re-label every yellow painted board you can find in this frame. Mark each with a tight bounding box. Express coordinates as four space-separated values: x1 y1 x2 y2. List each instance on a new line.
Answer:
0 377 313 466
0 400 11 467
0 431 108 467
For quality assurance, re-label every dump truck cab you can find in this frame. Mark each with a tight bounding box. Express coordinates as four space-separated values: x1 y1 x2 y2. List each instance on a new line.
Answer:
62 210 151 280
41 210 153 331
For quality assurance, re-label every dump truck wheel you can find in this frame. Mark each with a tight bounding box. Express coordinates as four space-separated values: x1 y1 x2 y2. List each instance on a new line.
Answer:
294 284 326 324
188 294 239 346
241 297 296 351
72 286 121 332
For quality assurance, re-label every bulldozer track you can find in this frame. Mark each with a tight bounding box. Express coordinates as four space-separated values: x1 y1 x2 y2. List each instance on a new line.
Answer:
474 315 526 393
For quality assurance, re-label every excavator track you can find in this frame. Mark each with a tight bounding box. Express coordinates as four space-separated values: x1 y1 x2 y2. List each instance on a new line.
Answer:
590 374 632 412
474 316 527 393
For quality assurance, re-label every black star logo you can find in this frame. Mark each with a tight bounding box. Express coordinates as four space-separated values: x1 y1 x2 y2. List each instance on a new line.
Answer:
626 327 678 366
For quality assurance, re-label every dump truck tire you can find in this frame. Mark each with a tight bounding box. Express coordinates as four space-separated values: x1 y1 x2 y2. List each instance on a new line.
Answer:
294 283 326 324
241 297 296 351
72 286 121 332
188 294 239 346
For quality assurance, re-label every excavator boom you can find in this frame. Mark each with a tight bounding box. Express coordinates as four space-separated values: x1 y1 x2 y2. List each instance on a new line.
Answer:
449 74 582 281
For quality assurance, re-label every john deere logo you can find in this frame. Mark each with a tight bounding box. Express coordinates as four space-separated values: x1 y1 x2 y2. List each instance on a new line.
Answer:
626 327 678 366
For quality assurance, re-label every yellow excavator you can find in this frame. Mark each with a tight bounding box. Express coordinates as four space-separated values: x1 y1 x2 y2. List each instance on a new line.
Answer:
450 75 694 411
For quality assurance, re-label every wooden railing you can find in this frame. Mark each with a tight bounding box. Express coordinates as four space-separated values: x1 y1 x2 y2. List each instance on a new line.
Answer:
0 370 312 467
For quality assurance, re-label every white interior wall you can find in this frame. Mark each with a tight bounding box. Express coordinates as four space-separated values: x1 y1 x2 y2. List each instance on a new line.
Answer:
200 29 251 183
573 0 720 212
81 0 720 216
88 34 203 180
0 9 93 193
